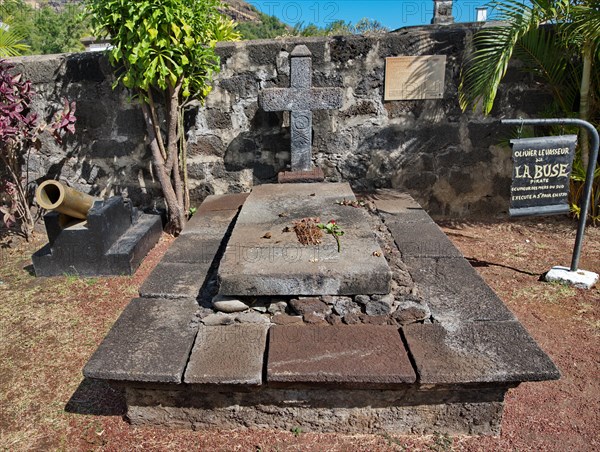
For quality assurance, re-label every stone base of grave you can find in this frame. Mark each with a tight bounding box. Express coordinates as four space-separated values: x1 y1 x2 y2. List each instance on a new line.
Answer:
278 168 325 184
123 385 509 435
83 188 559 435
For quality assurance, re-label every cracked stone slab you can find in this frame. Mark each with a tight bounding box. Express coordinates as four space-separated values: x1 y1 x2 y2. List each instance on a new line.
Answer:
403 321 560 384
184 324 269 385
218 183 391 296
140 262 211 299
83 298 199 383
267 325 416 385
403 256 516 324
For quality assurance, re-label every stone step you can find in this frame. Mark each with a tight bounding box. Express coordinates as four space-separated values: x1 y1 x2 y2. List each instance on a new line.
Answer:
106 214 163 274
184 324 269 385
267 324 416 387
83 297 199 383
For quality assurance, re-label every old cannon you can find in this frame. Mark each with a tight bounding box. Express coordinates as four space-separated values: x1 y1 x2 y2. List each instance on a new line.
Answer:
32 180 162 276
35 179 97 220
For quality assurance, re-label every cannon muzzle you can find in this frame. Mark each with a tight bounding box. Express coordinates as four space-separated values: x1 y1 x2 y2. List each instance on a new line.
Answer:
35 180 96 220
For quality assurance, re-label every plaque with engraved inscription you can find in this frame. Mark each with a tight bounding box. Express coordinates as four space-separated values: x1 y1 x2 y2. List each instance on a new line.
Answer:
509 135 577 217
384 56 446 101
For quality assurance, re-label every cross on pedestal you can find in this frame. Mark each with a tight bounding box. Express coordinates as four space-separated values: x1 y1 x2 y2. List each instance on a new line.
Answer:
259 45 343 172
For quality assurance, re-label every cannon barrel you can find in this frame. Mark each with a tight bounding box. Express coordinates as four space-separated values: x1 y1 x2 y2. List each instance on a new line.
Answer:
35 180 96 220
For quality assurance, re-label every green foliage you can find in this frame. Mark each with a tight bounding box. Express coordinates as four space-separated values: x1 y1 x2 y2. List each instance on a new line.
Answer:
0 27 28 57
0 1 89 55
86 0 240 233
88 0 223 99
293 18 389 37
237 15 388 40
237 13 289 40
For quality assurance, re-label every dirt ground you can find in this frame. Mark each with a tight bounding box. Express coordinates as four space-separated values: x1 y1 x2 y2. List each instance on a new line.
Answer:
0 216 598 451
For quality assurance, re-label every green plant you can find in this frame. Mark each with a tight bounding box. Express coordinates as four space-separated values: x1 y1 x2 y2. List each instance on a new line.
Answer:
86 0 240 234
0 59 76 239
317 219 344 252
1 0 89 55
290 426 302 437
459 0 599 221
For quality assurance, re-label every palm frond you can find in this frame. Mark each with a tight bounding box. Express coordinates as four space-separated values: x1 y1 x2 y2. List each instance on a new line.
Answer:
459 0 570 114
513 26 580 112
0 28 28 57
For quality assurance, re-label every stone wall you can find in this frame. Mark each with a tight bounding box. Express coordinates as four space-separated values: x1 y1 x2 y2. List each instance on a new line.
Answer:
9 24 552 217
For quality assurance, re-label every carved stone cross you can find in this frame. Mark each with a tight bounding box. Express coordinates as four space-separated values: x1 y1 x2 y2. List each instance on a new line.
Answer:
258 45 343 172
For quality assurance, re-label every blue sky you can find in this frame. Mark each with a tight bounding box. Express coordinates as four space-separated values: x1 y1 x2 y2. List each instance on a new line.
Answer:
247 0 491 29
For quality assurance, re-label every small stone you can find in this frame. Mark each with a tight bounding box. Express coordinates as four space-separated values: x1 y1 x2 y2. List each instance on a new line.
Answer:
212 295 250 313
320 295 335 304
359 314 390 325
252 306 268 313
290 298 331 316
202 313 236 326
272 314 303 325
267 301 288 315
393 298 431 325
325 314 343 325
236 311 271 324
354 295 370 305
343 312 361 325
303 312 326 324
332 297 361 316
365 294 395 316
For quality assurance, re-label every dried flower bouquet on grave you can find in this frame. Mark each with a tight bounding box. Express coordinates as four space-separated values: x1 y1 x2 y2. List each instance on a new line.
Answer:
292 217 323 246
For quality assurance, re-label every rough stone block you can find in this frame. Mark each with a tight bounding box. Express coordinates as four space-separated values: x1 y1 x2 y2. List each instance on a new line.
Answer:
195 193 249 213
403 256 516 324
83 298 199 383
184 324 269 385
403 321 560 384
125 386 507 435
278 168 325 183
387 220 463 259
267 325 416 385
180 209 239 238
139 262 211 299
369 190 423 215
161 236 222 265
219 183 391 296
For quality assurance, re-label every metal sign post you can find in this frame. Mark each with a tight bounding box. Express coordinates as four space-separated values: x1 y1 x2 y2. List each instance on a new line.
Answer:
501 118 599 288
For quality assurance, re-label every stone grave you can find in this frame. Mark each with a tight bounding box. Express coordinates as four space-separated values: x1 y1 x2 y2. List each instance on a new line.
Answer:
83 189 559 435
82 45 558 435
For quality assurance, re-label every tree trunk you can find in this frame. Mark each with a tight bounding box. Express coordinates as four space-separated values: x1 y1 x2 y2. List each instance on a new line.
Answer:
140 100 185 235
579 41 592 170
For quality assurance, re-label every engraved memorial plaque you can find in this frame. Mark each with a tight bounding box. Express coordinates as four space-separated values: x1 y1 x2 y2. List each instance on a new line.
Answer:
384 56 446 101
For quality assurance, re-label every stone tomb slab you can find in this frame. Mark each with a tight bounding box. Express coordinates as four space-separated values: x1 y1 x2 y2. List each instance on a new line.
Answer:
267 325 416 386
185 324 269 385
403 322 560 384
83 298 199 383
218 183 391 296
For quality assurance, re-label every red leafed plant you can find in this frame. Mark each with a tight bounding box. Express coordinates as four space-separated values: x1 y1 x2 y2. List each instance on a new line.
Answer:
0 59 76 239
